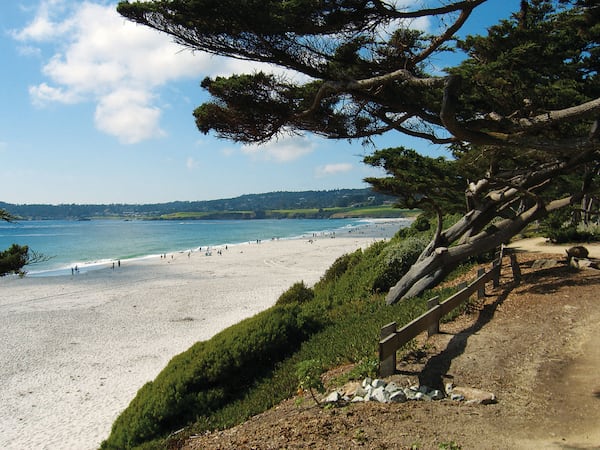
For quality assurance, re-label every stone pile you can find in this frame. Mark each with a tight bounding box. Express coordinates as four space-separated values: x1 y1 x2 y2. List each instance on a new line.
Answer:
324 378 496 405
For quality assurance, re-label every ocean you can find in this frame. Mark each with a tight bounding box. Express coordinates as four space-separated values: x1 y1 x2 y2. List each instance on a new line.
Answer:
0 218 407 276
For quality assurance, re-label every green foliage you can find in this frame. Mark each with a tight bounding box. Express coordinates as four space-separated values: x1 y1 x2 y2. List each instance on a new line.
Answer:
372 237 429 293
1 189 396 220
543 223 600 244
439 441 461 450
412 215 431 232
540 207 600 243
316 250 361 286
333 356 379 385
364 147 469 216
295 359 325 405
117 0 600 302
0 244 29 276
276 281 314 305
101 304 319 449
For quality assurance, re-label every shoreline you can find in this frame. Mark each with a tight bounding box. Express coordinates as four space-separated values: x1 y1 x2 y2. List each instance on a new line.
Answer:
22 218 410 277
0 221 403 450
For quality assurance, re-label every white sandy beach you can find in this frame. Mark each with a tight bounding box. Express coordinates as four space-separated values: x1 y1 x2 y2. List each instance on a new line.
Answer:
0 221 402 450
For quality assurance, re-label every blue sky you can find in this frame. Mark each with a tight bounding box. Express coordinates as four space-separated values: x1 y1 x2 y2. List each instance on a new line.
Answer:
1 0 520 205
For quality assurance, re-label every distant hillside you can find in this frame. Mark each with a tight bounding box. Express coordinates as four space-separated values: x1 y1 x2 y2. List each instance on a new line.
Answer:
1 189 399 220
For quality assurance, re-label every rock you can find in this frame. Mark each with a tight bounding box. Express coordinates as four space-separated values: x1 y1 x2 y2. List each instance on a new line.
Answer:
428 389 445 400
566 245 589 260
571 258 595 270
337 378 491 405
403 387 418 400
371 378 386 388
341 381 362 397
324 391 341 403
415 392 431 401
354 386 369 398
384 382 401 393
532 259 560 270
451 387 496 404
370 386 389 403
389 390 408 403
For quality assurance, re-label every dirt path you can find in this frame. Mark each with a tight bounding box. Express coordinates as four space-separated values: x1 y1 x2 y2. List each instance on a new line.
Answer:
183 242 600 450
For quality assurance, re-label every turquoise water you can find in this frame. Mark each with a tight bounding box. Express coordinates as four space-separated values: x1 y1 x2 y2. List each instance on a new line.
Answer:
0 218 398 276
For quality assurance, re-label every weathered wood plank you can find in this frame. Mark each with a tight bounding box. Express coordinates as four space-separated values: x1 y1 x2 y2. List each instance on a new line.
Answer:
427 296 440 336
378 332 399 377
380 322 397 340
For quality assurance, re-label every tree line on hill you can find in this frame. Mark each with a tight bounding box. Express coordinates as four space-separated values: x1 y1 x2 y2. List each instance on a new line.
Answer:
0 189 395 220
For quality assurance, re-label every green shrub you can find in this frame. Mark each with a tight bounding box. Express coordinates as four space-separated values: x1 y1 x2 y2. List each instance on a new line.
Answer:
276 281 314 305
295 359 325 404
101 304 319 449
0 243 29 276
413 215 431 232
540 209 600 243
372 236 429 292
543 225 598 243
316 249 362 286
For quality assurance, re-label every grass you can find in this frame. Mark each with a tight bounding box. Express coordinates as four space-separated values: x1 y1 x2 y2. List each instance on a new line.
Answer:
154 205 416 220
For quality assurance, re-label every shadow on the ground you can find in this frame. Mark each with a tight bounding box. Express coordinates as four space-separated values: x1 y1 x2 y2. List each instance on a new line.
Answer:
415 264 600 391
518 264 600 294
416 281 517 391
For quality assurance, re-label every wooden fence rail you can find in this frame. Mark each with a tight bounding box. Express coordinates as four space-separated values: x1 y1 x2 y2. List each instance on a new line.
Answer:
378 251 518 377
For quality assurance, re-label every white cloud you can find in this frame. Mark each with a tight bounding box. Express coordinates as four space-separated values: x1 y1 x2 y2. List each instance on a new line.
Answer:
16 45 42 57
241 134 316 162
12 1 267 144
94 88 165 144
315 163 353 178
12 0 72 42
29 82 81 106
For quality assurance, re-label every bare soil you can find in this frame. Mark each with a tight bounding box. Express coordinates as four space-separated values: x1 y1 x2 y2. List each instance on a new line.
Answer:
183 241 600 450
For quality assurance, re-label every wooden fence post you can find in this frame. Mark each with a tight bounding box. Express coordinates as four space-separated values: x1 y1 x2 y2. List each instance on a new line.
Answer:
509 253 521 285
492 245 504 288
379 322 397 377
477 268 486 299
492 260 500 288
427 296 440 336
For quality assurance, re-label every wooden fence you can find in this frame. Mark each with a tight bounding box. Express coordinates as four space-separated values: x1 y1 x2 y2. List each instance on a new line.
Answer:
378 250 520 377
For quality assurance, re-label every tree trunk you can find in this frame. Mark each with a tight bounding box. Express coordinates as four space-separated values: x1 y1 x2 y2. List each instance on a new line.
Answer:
385 194 577 304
